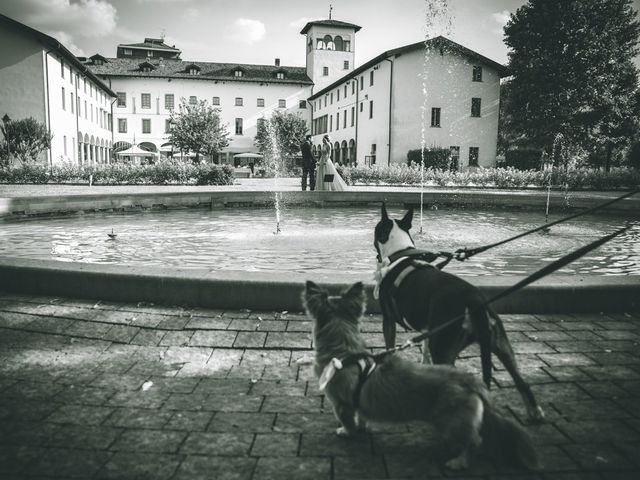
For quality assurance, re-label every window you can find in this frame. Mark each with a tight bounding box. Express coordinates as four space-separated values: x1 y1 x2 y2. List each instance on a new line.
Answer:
84 78 87 93
212 96 220 105
337 90 340 101
323 66 329 76
90 106 93 122
235 118 243 135
69 69 73 84
235 97 243 106
165 94 174 110
189 96 197 105
324 95 327 107
360 102 363 113
124 49 132 56
472 66 483 82
188 68 199 75
276 72 284 80
61 87 65 110
278 99 286 108
141 66 153 73
148 50 154 57
118 118 127 133
257 98 265 107
142 119 151 134
117 92 126 107
77 96 80 114
299 100 307 109
330 93 333 104
344 40 351 52
450 146 460 170
234 70 243 77
469 147 479 166
351 106 355 126
431 107 441 127
352 82 355 95
63 136 67 155
165 119 171 133
369 100 373 119
344 85 348 97
336 112 339 130
471 98 481 117
141 93 151 109
70 93 74 113
61 60 64 78
329 115 333 132
343 110 347 128
344 60 349 70
84 100 87 119
360 76 364 90
370 70 374 86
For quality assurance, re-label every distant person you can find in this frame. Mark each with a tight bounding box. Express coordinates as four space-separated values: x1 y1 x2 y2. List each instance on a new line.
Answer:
315 135 348 191
300 135 316 191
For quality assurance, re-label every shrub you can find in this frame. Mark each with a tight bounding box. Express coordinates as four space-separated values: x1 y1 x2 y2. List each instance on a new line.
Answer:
627 141 640 170
407 147 452 169
505 149 543 170
0 161 236 185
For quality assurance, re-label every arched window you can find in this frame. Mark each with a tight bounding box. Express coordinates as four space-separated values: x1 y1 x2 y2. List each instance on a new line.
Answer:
324 35 335 51
234 69 244 77
316 38 325 50
334 36 344 51
307 37 313 53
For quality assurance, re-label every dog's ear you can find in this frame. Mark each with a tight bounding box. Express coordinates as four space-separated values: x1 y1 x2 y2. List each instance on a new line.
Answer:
398 206 414 231
341 282 366 319
381 202 389 221
303 281 328 317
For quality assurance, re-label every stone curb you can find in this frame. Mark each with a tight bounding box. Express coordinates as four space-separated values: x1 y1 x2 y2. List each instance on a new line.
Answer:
1 257 638 313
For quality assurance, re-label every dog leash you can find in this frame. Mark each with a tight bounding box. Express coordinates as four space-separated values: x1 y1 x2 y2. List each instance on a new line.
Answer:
452 190 639 262
375 225 630 360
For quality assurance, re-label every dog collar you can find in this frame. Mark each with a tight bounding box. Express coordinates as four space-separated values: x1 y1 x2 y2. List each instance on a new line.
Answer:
318 354 377 407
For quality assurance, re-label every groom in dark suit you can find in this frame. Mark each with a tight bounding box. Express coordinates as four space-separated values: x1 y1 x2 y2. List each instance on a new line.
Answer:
300 135 316 191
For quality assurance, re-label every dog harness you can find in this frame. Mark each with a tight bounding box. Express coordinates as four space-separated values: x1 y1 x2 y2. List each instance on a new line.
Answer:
375 248 451 331
318 353 377 408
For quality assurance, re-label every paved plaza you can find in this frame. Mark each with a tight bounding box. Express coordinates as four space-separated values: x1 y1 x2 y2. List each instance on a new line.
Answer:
0 292 639 479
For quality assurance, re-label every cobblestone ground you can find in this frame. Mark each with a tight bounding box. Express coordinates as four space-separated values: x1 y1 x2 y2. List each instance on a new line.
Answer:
0 293 639 479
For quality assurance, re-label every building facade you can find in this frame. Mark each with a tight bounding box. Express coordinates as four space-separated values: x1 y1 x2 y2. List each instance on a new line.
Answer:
0 14 116 166
307 35 509 169
1 13 508 169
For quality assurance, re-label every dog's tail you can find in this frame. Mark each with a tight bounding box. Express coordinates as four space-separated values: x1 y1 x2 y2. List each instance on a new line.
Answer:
467 304 493 388
481 405 539 470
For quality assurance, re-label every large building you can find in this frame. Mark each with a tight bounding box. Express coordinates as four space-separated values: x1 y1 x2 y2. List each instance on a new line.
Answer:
0 13 508 169
0 14 116 166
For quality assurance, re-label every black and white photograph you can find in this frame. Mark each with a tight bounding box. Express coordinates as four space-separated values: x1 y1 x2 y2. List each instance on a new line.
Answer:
0 0 639 478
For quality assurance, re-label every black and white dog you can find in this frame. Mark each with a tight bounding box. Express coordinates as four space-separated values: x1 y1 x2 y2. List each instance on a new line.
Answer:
373 204 544 422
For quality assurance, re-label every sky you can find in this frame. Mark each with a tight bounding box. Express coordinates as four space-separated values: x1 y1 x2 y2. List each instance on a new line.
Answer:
2 0 640 68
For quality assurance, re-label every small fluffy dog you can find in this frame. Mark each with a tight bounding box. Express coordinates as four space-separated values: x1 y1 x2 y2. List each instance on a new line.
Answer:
374 204 544 422
304 281 538 470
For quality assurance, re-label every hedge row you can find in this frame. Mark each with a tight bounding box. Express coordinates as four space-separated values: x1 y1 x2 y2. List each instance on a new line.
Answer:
340 164 640 190
0 161 235 185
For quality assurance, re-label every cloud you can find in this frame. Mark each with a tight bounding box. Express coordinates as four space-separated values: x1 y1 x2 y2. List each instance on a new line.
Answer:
53 31 86 57
1 0 117 38
289 17 312 29
491 9 511 35
182 7 199 20
226 18 266 45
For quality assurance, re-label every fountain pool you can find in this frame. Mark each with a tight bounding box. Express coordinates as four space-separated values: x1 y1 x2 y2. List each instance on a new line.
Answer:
1 206 638 276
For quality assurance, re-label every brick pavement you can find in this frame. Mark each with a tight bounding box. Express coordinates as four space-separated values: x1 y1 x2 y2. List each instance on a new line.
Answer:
0 293 639 479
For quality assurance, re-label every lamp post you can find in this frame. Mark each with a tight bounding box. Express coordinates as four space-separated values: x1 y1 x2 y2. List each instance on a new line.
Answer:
2 114 10 164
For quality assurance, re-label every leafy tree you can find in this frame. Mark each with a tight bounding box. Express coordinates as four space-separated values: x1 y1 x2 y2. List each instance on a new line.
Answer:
168 99 229 162
503 0 640 170
0 116 52 164
254 110 308 160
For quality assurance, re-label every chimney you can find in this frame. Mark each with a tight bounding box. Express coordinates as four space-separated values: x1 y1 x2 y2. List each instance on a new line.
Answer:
275 58 280 67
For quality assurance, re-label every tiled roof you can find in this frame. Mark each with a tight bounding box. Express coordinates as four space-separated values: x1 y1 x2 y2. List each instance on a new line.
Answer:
118 40 180 51
87 58 313 85
300 19 362 34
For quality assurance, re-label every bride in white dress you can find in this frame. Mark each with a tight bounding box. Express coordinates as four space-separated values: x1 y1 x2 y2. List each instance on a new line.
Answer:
314 135 348 191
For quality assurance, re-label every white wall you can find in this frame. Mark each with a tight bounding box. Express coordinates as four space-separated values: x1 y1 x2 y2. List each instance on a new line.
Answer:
106 76 312 158
392 47 501 168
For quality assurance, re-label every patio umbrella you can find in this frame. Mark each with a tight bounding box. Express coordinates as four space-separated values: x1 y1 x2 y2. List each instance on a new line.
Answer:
117 145 158 158
233 153 263 159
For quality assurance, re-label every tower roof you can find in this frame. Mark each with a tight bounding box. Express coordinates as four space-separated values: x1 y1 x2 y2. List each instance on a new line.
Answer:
300 19 362 34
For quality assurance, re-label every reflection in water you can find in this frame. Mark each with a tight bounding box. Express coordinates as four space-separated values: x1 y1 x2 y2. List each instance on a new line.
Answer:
2 207 639 276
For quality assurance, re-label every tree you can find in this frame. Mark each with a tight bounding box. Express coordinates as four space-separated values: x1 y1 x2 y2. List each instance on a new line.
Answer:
168 99 229 162
254 110 308 160
503 0 640 170
0 116 52 164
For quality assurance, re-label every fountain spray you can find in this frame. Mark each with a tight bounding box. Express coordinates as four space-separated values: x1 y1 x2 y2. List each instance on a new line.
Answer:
265 118 283 234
